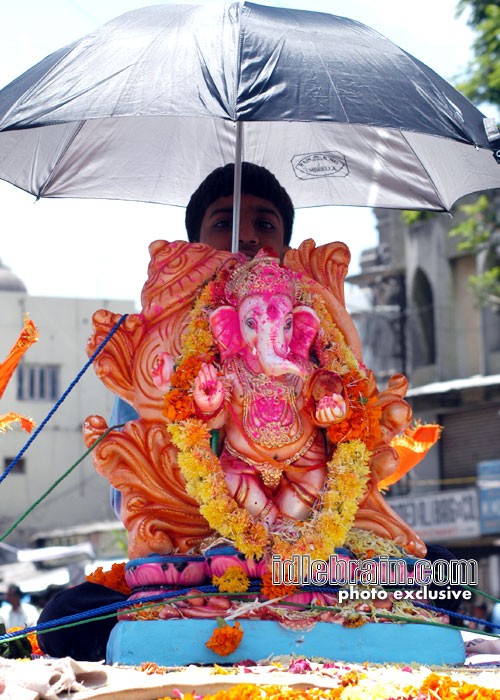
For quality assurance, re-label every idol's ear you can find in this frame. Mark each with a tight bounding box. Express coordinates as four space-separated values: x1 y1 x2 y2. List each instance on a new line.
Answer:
209 306 244 360
292 305 320 358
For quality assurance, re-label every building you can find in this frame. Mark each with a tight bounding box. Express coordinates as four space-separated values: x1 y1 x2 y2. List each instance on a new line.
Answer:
350 193 500 598
0 258 133 551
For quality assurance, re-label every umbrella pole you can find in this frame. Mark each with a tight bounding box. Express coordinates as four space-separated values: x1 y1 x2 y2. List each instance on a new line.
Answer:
231 121 243 254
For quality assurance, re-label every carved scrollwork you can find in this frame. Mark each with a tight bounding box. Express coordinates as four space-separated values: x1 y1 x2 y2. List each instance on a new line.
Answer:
83 415 212 558
284 239 362 360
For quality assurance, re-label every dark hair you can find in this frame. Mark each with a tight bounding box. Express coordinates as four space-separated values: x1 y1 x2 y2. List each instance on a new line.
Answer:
8 584 22 598
185 162 294 246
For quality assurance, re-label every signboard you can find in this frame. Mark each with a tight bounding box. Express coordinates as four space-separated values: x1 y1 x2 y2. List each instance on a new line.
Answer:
477 460 500 535
388 488 480 542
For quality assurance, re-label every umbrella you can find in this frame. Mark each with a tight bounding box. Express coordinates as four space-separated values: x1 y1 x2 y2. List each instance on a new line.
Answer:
0 1 499 252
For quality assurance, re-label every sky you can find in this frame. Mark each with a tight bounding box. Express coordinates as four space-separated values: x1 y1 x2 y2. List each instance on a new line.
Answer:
0 0 478 310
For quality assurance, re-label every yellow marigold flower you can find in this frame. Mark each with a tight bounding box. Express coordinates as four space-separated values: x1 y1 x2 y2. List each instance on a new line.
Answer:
205 620 244 656
212 566 250 593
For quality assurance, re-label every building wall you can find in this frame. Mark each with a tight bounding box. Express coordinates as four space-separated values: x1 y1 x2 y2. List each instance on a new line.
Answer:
0 291 134 545
451 256 483 378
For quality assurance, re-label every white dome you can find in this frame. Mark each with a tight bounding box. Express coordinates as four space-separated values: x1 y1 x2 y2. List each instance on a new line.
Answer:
0 259 27 293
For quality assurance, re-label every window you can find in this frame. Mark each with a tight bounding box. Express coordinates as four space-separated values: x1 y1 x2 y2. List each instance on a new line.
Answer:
17 364 60 401
410 268 436 368
4 457 25 474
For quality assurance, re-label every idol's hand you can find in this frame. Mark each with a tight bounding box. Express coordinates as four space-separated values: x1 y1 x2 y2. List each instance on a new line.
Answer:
193 363 225 414
151 352 174 393
315 393 347 425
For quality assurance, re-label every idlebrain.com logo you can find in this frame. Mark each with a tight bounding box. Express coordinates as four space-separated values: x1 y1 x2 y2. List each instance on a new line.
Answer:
292 151 349 179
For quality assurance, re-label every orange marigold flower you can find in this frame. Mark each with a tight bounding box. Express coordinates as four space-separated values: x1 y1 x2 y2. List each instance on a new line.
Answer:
260 571 298 600
342 613 367 629
420 672 497 699
140 661 166 674
27 632 42 655
163 388 195 422
340 669 362 687
206 620 244 656
86 562 131 595
327 370 382 449
171 355 204 389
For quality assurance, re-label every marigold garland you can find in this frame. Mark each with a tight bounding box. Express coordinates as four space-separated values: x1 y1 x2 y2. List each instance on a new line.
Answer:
85 562 131 596
158 673 500 700
205 620 244 656
165 268 376 560
170 420 370 560
163 279 219 423
326 371 382 450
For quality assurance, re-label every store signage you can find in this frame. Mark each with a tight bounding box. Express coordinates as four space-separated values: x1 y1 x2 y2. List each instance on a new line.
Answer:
388 488 480 542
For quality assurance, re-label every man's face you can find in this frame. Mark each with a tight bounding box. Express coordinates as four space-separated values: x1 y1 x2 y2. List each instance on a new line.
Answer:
6 589 20 609
199 193 285 259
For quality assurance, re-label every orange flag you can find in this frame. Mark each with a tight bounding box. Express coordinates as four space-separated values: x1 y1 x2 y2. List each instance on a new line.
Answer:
0 314 38 399
0 314 38 433
378 422 442 491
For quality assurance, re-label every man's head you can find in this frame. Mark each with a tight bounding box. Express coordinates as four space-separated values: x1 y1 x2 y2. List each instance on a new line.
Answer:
6 584 22 610
185 162 294 259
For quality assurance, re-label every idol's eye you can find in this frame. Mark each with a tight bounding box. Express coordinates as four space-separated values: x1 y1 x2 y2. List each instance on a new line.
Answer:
246 318 257 329
284 318 292 330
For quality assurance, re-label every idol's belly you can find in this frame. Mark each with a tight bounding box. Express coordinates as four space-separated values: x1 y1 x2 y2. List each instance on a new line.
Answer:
224 412 320 463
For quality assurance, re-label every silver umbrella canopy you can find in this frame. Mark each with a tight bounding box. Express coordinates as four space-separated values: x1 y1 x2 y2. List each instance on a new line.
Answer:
0 1 499 252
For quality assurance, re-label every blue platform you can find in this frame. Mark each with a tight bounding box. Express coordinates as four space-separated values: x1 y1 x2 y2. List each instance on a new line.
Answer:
107 619 465 666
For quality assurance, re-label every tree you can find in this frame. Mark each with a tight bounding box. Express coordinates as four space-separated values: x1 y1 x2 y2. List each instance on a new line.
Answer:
448 194 500 310
456 1 500 108
451 2 500 310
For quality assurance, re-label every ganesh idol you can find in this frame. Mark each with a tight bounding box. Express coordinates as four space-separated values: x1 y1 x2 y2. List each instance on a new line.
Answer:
83 237 426 561
191 250 347 527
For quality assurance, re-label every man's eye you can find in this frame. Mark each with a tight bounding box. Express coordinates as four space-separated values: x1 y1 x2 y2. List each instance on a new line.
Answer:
258 220 274 230
214 219 231 229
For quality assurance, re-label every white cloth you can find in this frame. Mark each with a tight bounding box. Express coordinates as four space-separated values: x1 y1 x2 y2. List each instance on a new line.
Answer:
0 656 107 700
0 601 39 629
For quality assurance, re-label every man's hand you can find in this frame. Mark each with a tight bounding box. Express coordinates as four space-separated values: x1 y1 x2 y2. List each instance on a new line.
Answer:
193 363 225 414
315 393 346 425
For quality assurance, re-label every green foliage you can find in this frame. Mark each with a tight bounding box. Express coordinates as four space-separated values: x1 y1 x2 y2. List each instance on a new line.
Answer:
113 528 128 554
449 195 500 309
469 266 500 310
450 2 500 309
0 622 32 658
400 210 436 226
448 194 496 251
456 2 500 107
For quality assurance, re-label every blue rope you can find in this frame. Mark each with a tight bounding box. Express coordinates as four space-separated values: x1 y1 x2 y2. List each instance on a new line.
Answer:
2 581 497 644
0 313 128 486
414 600 500 631
0 583 262 643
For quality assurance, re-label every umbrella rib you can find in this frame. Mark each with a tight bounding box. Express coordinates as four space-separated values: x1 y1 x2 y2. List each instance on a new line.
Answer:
0 46 75 129
235 2 247 121
37 121 85 198
400 131 447 211
312 48 349 124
